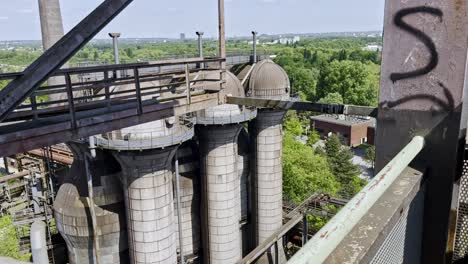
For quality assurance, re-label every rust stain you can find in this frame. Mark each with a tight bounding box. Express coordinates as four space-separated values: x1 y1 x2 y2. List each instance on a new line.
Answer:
320 231 328 239
325 226 339 239
454 0 462 12
368 164 393 191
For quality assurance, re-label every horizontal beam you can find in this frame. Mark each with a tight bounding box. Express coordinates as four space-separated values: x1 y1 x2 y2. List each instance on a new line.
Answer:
0 93 221 157
0 0 134 121
0 170 30 183
226 96 378 117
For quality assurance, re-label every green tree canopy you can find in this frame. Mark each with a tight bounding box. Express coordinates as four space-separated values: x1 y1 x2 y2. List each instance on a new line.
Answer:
317 60 379 106
318 92 344 105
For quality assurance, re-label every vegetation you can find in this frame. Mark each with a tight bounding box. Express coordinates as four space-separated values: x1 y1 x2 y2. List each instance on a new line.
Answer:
0 216 31 261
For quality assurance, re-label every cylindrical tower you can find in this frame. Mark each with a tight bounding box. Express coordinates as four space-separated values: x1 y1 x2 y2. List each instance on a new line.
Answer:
38 0 65 50
54 141 128 264
197 71 257 263
248 59 290 262
97 98 195 264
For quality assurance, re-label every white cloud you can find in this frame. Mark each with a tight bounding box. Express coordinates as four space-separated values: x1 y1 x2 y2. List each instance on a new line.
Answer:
0 16 8 20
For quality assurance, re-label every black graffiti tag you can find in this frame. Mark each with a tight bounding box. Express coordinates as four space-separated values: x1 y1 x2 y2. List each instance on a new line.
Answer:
390 7 443 83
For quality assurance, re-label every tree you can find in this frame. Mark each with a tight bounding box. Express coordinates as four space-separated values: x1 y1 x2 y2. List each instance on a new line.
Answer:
317 60 379 106
0 216 30 261
283 133 340 203
318 92 344 105
307 130 320 146
364 145 376 168
284 115 303 137
324 135 362 198
284 66 319 101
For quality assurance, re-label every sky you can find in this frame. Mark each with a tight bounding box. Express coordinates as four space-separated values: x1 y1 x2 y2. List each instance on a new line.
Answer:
0 0 385 41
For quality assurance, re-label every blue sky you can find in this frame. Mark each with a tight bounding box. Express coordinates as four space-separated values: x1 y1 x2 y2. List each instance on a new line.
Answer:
0 0 385 41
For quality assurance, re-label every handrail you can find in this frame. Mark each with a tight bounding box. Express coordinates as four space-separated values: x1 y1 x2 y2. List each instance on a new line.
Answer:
289 136 425 264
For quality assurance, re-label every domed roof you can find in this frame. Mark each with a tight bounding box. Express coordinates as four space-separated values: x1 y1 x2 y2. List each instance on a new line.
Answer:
248 59 290 99
205 71 245 97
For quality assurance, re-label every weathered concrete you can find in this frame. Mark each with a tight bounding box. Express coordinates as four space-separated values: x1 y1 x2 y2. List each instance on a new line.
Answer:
54 142 128 264
113 147 178 264
250 110 285 244
199 124 243 263
238 128 252 257
174 142 201 258
324 167 424 264
248 59 290 263
38 0 65 50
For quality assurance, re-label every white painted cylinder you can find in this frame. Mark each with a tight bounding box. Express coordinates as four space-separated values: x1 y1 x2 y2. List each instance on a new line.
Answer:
114 147 178 264
31 221 49 264
199 125 242 263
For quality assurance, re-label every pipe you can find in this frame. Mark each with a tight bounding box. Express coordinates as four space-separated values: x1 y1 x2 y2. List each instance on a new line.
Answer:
289 136 425 264
196 31 204 69
109 33 121 65
252 31 258 63
30 221 49 264
196 32 204 59
175 154 185 264
3 157 9 174
84 145 101 264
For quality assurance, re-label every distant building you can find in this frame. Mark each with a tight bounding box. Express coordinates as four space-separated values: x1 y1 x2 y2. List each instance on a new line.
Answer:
180 33 186 42
310 114 375 147
278 36 300 45
363 44 382 52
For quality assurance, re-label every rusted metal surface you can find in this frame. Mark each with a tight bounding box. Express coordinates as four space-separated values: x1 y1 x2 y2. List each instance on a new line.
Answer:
375 0 468 262
0 171 30 183
0 58 225 157
226 96 378 117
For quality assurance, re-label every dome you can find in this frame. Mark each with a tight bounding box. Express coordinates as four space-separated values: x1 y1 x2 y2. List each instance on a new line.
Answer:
248 59 290 100
197 71 257 125
205 71 245 97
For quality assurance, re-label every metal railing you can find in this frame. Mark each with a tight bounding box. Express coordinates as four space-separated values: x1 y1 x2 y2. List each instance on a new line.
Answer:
0 57 225 157
288 136 425 263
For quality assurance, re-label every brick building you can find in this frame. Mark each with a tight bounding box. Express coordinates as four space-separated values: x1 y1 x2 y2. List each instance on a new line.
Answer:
310 114 375 147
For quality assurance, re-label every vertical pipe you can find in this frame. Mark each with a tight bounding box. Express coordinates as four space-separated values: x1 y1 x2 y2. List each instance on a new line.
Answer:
302 214 308 245
38 0 65 50
3 157 9 174
252 31 257 63
109 33 121 65
174 154 185 264
196 32 204 58
84 148 101 264
196 32 204 69
218 0 226 93
31 221 49 264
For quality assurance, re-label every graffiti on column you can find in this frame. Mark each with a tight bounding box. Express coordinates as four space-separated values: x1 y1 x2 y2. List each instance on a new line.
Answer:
390 6 443 83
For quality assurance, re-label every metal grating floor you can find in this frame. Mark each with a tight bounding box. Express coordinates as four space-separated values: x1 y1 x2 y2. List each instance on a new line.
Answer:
453 158 468 262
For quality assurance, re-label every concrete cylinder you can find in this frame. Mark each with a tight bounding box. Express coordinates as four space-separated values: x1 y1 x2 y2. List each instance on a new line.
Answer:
30 221 49 264
38 0 65 50
251 110 285 244
113 147 178 264
199 124 242 263
174 142 201 259
54 142 128 264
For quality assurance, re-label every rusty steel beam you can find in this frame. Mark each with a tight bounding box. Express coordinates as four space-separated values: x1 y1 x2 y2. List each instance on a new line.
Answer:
0 170 30 183
0 0 134 121
376 0 468 263
0 93 221 157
